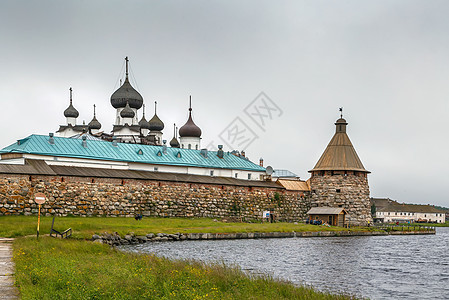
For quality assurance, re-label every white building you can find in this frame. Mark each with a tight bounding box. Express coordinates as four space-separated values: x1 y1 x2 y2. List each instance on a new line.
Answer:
375 202 446 223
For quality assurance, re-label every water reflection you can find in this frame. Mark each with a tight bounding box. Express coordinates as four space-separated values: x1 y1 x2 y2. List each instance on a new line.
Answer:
121 228 449 300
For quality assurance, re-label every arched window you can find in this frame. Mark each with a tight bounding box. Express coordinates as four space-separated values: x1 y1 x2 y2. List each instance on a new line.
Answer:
195 145 198 150
188 144 191 149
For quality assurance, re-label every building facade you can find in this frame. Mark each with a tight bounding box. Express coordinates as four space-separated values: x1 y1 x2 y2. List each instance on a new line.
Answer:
371 199 446 223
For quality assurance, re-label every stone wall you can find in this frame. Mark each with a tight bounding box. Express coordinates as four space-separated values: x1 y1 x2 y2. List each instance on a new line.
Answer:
0 174 312 222
309 173 373 226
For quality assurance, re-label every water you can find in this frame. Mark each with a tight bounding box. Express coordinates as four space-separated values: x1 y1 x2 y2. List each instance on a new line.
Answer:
120 228 449 299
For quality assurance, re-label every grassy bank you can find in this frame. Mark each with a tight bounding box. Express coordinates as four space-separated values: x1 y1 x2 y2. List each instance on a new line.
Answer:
0 215 377 239
409 222 449 227
13 237 353 299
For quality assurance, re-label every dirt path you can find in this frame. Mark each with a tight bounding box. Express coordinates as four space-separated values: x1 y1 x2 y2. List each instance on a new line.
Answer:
0 238 19 299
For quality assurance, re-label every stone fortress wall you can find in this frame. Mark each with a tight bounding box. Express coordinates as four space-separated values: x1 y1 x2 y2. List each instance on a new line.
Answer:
309 171 372 226
0 174 313 221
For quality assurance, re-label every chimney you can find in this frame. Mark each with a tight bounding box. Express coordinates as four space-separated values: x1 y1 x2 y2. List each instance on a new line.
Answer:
82 135 87 148
112 136 118 147
200 149 208 158
162 140 167 154
259 158 264 167
241 150 245 158
48 133 55 145
217 145 224 159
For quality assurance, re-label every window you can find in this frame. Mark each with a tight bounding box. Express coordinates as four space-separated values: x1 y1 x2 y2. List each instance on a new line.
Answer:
210 170 214 176
195 145 198 150
181 144 184 148
235 173 238 178
248 173 251 180
188 144 191 149
154 167 158 172
336 189 341 193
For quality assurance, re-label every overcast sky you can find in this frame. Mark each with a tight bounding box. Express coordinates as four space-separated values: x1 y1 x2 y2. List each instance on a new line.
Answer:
0 1 448 207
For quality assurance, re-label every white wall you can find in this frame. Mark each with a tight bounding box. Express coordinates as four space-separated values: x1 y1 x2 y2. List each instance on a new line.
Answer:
0 153 265 180
180 136 201 150
376 211 446 223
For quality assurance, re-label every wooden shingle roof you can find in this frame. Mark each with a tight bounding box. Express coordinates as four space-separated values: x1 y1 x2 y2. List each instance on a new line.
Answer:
276 179 310 191
309 118 369 173
307 207 348 215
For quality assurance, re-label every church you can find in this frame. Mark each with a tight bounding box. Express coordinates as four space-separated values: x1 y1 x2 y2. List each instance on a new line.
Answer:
56 57 202 151
2 57 267 180
0 58 373 225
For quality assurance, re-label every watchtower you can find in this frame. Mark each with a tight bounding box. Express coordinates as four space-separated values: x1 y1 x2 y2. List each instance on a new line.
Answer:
309 111 372 226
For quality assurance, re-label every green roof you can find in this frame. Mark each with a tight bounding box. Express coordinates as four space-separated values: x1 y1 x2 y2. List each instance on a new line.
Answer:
0 135 265 172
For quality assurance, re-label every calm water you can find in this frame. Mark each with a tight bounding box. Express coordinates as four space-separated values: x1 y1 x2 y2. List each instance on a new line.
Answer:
121 228 449 299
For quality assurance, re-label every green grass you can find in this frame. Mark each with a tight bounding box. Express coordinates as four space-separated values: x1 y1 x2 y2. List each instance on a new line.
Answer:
0 215 375 239
408 222 449 227
13 237 355 300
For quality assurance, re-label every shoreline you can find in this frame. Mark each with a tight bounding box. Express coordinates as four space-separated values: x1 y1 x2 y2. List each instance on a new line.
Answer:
94 229 436 246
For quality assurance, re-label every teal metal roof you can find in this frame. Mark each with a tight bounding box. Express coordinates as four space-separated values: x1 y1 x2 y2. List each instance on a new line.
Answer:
0 135 266 172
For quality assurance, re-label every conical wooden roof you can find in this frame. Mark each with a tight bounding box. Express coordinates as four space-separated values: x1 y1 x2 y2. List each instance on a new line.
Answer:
309 118 369 173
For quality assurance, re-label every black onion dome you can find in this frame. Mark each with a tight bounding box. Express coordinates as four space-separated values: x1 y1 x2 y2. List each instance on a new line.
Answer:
170 137 180 148
148 114 164 131
64 102 79 118
120 102 135 118
88 116 101 130
139 116 151 130
179 114 201 137
110 78 143 109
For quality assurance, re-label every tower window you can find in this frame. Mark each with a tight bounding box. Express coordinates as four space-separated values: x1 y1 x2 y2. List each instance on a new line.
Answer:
336 189 341 193
181 144 184 148
248 173 251 180
195 145 198 150
235 173 238 178
210 170 214 176
154 167 158 172
188 144 191 149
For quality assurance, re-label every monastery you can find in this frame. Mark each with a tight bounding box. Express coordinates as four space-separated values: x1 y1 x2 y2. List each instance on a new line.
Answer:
0 58 373 226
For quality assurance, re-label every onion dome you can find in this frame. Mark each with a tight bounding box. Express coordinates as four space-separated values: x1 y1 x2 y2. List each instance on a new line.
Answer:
110 57 143 109
170 124 180 148
88 104 102 130
139 116 151 130
88 117 101 130
120 102 135 118
139 105 151 130
179 98 202 137
170 137 180 148
64 87 79 118
148 101 164 131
